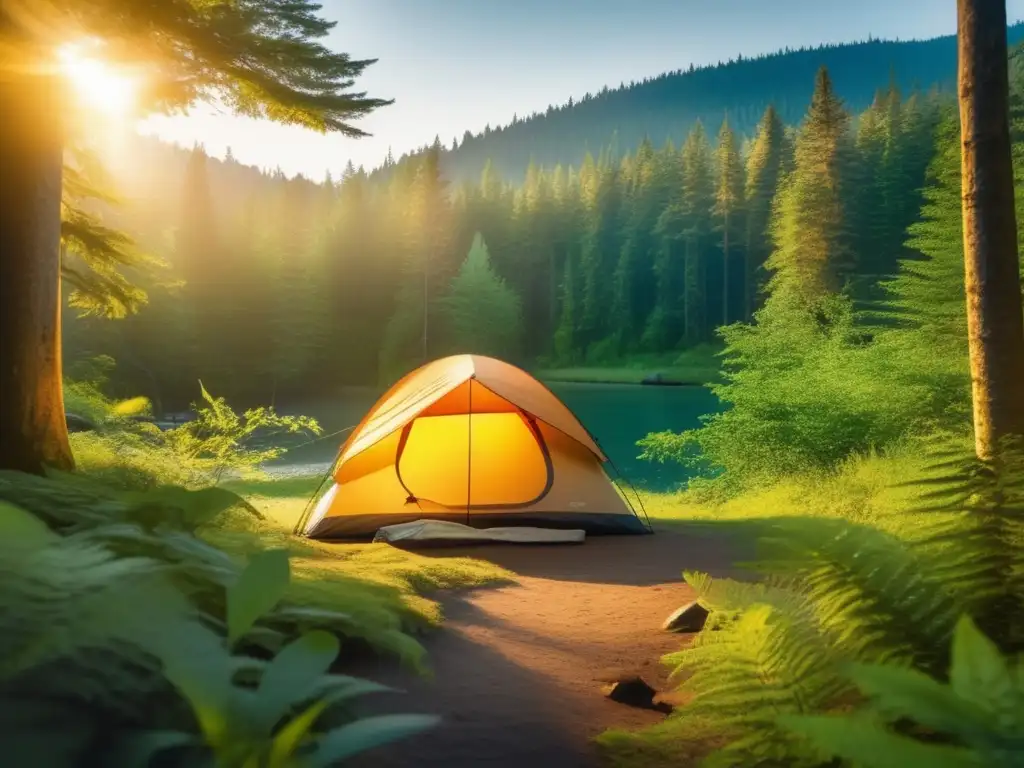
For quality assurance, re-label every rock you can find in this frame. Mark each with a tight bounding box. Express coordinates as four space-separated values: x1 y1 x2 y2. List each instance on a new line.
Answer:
640 372 664 385
602 676 658 709
65 413 95 433
662 601 710 633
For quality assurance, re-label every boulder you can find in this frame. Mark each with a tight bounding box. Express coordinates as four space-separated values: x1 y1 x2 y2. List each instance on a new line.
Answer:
65 413 95 433
640 372 664 385
662 601 710 633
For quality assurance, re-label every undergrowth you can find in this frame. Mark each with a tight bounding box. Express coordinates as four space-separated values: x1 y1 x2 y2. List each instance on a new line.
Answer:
0 366 515 765
608 438 1024 768
0 474 437 766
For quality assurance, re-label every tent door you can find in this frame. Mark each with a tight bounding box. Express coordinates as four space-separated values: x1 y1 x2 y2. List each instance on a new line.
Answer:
394 384 553 513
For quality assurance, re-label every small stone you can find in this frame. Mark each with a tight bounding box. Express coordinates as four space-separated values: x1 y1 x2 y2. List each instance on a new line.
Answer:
602 676 658 709
662 601 710 633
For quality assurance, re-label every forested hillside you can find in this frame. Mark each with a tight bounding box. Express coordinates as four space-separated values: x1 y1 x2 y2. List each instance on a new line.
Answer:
411 24 1024 183
62 28 1024 416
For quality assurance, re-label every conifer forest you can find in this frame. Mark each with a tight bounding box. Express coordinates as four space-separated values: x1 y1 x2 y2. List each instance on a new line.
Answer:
67 32 997 410
4 2 1024 767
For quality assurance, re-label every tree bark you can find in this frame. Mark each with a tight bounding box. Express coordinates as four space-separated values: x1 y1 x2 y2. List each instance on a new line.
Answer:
957 0 1024 461
0 29 74 473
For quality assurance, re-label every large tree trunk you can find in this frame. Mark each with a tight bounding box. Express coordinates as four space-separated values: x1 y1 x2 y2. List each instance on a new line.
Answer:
957 0 1024 461
0 30 74 473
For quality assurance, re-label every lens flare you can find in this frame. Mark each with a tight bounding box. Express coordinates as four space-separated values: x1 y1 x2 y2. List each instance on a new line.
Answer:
57 41 138 115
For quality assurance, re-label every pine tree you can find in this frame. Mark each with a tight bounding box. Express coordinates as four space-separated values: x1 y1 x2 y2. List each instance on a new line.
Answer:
713 117 746 326
850 91 888 286
327 167 392 385
379 145 454 380
553 253 580 364
743 105 786 318
680 121 714 343
873 112 970 420
647 141 688 350
0 0 390 473
578 151 623 352
439 233 523 359
765 67 855 306
548 164 579 344
513 161 557 356
60 145 155 320
614 138 665 349
174 146 221 397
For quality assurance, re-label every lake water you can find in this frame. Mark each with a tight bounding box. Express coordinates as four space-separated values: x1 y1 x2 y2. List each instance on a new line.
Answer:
275 382 721 492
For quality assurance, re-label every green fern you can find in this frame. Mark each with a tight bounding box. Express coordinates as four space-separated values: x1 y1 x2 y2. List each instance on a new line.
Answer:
754 517 963 671
780 615 1024 768
657 443 1023 767
901 437 1024 652
0 470 426 661
662 572 854 767
0 497 436 767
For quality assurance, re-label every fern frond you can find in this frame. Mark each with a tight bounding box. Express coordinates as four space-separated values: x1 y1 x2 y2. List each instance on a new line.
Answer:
755 517 963 671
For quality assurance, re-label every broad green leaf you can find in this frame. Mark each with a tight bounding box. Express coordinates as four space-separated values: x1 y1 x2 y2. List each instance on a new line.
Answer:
123 485 253 527
305 715 439 767
227 548 291 646
0 500 56 547
779 714 983 768
313 675 394 705
848 662 991 738
107 730 197 767
256 630 340 730
156 622 235 745
949 615 1012 714
267 699 330 767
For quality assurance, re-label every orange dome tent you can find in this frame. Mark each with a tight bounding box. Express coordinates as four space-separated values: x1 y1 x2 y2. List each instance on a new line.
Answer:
296 355 649 539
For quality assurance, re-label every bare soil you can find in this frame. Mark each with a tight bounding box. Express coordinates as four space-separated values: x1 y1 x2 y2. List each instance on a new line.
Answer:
346 522 746 768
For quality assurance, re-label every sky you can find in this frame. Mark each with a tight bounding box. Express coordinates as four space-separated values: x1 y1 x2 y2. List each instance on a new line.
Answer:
137 0 1024 180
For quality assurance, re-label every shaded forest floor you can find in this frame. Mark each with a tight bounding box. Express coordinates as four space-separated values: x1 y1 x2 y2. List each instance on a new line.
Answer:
249 481 745 767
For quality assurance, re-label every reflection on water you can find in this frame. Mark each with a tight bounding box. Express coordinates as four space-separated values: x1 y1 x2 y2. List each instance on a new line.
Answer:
274 382 721 492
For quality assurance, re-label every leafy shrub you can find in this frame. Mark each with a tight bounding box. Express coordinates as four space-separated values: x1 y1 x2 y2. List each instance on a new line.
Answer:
639 294 929 493
67 369 321 490
162 382 322 485
0 495 435 767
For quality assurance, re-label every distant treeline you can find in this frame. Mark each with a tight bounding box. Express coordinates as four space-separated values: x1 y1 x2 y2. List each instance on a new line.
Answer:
383 24 1024 184
67 29 1023 411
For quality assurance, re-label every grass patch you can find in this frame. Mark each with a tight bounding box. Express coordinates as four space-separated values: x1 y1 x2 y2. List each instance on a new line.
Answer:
536 346 723 386
637 445 942 539
223 473 325 499
226 471 516 629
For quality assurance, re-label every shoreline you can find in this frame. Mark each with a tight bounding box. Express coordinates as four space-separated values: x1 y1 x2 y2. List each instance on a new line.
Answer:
538 376 710 387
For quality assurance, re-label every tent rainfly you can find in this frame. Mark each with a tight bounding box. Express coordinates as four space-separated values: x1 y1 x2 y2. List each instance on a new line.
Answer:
296 354 649 539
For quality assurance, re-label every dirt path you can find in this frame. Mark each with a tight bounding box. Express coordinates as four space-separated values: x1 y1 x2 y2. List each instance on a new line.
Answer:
347 523 745 768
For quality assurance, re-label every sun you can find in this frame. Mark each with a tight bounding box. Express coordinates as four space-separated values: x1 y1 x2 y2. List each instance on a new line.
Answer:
57 41 139 116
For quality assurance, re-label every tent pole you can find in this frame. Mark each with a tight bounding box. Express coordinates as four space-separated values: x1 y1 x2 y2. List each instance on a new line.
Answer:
466 378 473 526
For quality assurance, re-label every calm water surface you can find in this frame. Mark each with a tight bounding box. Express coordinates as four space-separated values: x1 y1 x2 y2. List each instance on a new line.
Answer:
276 382 721 492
